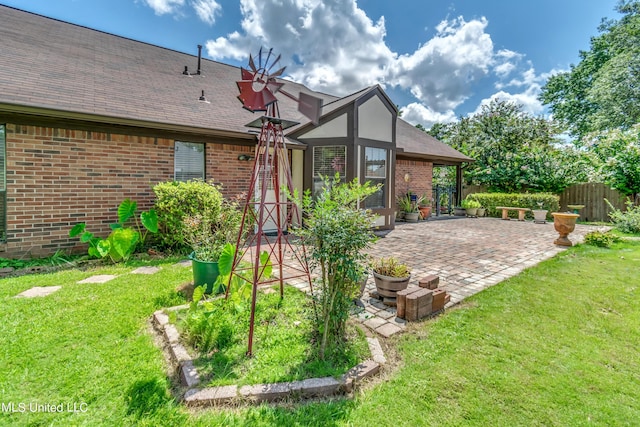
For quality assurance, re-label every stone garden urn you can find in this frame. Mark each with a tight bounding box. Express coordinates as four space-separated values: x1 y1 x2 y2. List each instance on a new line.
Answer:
551 212 580 246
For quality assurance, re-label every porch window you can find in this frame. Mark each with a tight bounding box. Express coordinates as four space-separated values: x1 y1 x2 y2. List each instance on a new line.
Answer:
364 147 386 209
0 125 5 241
312 145 346 195
174 141 205 181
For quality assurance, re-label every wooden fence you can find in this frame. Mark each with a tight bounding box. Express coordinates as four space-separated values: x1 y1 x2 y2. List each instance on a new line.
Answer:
461 183 629 222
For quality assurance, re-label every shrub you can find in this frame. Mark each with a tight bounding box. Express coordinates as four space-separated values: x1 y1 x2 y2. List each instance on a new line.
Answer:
152 180 225 251
295 174 378 360
467 193 559 219
583 231 620 248
605 198 640 234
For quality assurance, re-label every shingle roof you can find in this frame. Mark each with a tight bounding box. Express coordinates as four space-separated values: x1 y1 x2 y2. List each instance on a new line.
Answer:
0 5 471 163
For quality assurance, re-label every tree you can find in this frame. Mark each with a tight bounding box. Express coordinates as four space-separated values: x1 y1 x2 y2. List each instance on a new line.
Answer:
428 99 588 193
584 125 640 201
539 1 640 138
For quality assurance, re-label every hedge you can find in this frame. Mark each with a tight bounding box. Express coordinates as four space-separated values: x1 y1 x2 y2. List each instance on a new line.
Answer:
466 193 560 220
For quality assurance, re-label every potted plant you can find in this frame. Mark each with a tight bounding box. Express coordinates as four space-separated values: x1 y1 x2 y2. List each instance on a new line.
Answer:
418 194 432 220
396 193 413 221
182 198 243 294
461 198 481 217
476 205 486 217
398 193 422 222
372 257 411 300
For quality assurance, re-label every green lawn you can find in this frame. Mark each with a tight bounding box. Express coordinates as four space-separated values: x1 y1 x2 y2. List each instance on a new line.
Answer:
1 241 639 426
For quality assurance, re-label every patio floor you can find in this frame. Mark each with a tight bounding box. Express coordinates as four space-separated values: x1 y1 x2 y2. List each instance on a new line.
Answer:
285 216 607 337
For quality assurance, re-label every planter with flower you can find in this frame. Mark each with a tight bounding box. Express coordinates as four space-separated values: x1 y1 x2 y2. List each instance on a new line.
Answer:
461 198 481 217
418 194 432 220
182 198 243 294
372 257 411 300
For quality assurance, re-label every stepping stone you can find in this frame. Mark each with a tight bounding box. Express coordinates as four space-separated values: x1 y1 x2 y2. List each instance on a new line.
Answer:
16 286 61 298
175 260 191 267
131 266 161 275
77 275 116 284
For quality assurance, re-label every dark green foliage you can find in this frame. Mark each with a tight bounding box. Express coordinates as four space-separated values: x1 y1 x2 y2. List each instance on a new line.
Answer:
467 192 559 218
428 99 588 193
540 1 640 137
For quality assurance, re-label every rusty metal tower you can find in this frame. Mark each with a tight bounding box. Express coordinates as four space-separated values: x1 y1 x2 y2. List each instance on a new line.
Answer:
230 48 317 356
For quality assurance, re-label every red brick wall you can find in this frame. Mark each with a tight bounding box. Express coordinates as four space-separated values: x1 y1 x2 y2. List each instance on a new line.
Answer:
1 123 254 258
395 158 433 204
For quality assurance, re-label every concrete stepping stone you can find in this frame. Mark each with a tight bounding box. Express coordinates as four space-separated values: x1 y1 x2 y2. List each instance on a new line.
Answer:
131 266 161 275
15 286 62 298
175 260 191 267
77 275 117 284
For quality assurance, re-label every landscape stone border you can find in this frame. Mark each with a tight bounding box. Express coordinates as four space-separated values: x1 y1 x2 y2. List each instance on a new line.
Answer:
151 306 385 406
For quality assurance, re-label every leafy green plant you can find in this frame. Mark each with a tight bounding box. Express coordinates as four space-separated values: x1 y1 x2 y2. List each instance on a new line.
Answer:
294 174 378 360
605 198 640 234
181 195 244 262
372 256 411 278
152 180 226 251
461 198 481 209
583 230 620 248
69 198 158 263
467 192 559 218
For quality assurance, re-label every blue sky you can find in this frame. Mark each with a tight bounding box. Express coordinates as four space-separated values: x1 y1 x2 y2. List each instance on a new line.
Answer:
2 0 621 127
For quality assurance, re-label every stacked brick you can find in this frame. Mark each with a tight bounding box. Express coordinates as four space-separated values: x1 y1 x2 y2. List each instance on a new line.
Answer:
396 275 450 322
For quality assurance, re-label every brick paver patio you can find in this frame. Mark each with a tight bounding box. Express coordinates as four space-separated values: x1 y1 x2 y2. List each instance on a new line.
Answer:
284 216 607 337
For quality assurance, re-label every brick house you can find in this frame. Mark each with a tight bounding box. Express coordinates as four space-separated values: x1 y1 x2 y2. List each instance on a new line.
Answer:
0 5 472 258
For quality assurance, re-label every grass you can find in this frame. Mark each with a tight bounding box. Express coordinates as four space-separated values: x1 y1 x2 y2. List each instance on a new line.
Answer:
0 240 639 426
175 285 369 387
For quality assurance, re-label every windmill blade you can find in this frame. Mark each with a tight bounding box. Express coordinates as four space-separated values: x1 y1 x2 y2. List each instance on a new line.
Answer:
248 54 256 72
240 67 254 81
298 92 323 125
270 66 286 78
258 47 263 68
267 54 281 73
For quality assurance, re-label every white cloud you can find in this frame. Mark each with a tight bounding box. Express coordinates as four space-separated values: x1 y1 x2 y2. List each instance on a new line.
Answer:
142 0 185 15
140 0 221 25
401 103 457 128
389 16 494 111
192 0 221 25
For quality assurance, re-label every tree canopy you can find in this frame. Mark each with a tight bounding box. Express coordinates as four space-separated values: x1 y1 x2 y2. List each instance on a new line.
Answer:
539 1 640 139
427 99 588 193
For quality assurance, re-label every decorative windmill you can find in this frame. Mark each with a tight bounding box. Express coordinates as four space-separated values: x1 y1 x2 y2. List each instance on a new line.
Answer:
229 48 320 357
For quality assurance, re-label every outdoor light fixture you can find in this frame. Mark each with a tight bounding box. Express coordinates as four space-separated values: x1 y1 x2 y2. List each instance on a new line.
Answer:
404 173 411 182
237 154 254 161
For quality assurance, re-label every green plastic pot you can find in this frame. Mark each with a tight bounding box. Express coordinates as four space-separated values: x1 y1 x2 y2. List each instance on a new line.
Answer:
189 252 220 294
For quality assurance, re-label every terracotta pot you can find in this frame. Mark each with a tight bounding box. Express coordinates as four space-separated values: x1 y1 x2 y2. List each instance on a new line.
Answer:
419 206 431 220
373 271 410 298
551 212 580 246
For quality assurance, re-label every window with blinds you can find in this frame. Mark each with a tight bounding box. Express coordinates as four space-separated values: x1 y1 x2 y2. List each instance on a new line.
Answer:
364 147 387 209
174 141 204 182
312 145 346 196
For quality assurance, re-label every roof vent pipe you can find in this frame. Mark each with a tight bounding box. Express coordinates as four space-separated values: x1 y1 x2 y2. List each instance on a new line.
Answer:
183 66 190 75
197 44 202 75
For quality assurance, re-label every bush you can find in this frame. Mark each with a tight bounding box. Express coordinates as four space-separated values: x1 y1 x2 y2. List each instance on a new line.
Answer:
467 192 559 219
583 231 620 248
152 180 225 251
605 198 640 234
